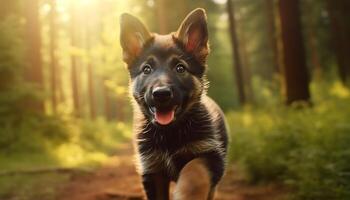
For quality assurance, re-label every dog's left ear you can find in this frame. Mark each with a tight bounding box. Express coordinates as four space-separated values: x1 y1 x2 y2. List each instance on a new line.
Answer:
176 8 209 64
120 13 151 65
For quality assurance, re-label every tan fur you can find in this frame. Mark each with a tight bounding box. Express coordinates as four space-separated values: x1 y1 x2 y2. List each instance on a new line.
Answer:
153 34 176 49
120 13 152 64
175 8 209 64
175 138 224 157
174 158 213 200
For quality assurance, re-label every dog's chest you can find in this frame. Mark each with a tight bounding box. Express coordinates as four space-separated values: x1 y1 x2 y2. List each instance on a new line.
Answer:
136 131 224 180
137 147 185 179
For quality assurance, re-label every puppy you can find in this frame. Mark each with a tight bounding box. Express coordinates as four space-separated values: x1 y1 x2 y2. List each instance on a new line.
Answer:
120 8 228 200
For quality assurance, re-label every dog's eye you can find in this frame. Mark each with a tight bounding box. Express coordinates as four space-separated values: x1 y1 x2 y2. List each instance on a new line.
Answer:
142 64 153 75
175 63 186 73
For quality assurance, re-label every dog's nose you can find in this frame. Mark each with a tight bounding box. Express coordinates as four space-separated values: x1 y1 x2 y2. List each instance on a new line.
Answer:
152 86 173 102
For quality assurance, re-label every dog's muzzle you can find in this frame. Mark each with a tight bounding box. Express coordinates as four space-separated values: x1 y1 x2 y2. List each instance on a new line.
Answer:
148 86 178 125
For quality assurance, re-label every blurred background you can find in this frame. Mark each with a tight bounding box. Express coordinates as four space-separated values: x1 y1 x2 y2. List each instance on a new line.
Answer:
0 0 350 199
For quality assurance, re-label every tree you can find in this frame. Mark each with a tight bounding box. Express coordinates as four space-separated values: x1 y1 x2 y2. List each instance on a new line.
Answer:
279 0 310 105
85 8 96 120
238 26 254 104
227 0 246 105
306 12 322 81
103 78 113 121
155 0 169 34
70 2 81 117
0 1 16 19
264 0 280 75
0 1 22 93
24 0 44 112
327 0 350 85
49 0 58 113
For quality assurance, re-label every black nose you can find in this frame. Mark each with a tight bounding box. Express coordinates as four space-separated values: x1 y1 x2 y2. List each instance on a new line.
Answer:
152 86 173 102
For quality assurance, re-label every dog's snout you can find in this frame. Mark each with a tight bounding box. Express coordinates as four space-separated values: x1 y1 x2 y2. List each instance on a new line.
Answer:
152 86 173 102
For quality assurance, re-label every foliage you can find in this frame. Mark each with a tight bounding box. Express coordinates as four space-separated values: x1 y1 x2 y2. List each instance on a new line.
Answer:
0 14 32 116
0 117 131 170
0 112 132 199
228 81 350 200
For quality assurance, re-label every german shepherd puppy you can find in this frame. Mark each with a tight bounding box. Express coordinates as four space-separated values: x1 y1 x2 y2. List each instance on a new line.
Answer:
120 8 228 200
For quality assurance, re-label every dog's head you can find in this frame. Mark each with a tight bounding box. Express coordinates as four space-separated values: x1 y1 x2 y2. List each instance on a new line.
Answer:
120 8 209 126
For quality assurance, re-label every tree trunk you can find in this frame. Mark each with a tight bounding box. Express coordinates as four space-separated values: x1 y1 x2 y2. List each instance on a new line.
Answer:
49 0 58 114
178 0 189 18
155 0 169 34
238 20 254 104
85 8 96 120
24 0 44 112
0 1 17 91
307 17 322 81
70 3 81 117
103 79 112 121
279 0 310 105
327 0 350 85
264 0 280 75
87 57 96 119
116 97 125 121
57 62 65 103
227 0 246 105
0 1 16 19
87 65 96 119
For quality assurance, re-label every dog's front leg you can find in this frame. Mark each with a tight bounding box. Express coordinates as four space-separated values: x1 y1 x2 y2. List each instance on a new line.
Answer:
173 158 213 200
142 173 170 200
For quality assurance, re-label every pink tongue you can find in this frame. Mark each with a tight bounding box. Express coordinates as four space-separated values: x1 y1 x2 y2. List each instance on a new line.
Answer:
155 110 175 125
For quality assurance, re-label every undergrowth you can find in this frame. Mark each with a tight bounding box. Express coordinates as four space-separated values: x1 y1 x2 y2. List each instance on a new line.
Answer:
0 117 132 170
0 116 131 200
228 81 350 200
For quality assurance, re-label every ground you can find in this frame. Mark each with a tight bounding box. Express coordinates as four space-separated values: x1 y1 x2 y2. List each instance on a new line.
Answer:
57 142 288 200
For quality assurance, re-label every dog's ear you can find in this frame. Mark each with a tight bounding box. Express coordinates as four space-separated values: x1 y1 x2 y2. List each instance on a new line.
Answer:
120 13 151 64
176 8 209 64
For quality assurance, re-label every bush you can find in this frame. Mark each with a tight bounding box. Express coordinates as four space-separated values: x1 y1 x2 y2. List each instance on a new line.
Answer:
228 82 350 200
0 115 132 170
0 115 70 153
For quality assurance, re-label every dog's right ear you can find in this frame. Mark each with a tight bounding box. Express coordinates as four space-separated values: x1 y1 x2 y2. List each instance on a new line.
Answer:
120 14 151 65
176 8 209 64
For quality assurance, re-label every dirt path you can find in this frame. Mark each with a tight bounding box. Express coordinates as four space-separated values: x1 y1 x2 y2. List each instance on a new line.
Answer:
58 143 287 200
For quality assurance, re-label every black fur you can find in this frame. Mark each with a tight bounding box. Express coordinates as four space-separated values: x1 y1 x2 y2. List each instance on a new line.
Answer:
137 101 228 182
120 8 228 200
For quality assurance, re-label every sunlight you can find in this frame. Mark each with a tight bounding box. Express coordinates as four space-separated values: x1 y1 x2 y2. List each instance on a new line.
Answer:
40 3 51 15
330 81 350 99
80 0 94 6
147 0 155 7
213 0 227 4
54 143 108 167
242 112 253 126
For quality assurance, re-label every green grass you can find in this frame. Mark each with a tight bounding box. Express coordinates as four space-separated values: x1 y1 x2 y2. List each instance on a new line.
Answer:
227 81 350 200
0 118 132 170
0 117 132 200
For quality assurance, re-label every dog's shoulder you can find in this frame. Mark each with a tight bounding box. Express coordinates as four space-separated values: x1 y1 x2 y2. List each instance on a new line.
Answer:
201 95 229 147
201 95 224 118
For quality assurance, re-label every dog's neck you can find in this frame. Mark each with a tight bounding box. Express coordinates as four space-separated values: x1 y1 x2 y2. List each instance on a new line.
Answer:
134 100 215 152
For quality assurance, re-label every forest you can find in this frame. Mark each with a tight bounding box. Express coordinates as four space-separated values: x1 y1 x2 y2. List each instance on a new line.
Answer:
0 0 349 199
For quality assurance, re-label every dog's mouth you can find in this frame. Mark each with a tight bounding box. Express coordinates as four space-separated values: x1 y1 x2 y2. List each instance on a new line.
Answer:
149 105 179 125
